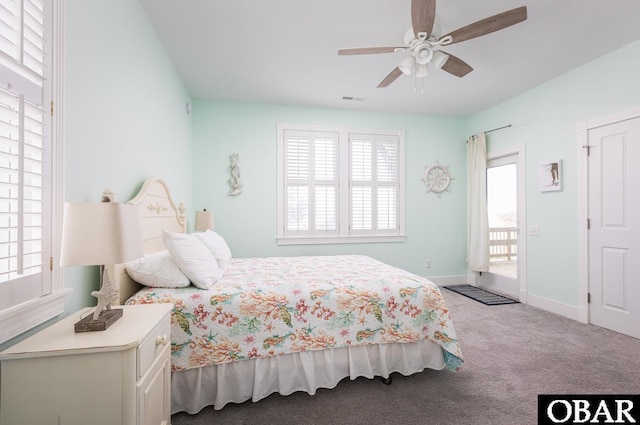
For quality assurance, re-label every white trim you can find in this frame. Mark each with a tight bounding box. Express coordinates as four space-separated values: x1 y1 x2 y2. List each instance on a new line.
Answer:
576 120 589 324
581 105 640 130
484 144 528 303
277 235 405 246
426 275 468 287
51 0 66 303
576 105 640 325
0 288 71 343
527 293 579 321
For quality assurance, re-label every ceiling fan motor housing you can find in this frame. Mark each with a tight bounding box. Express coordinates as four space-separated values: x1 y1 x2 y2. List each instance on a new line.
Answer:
414 44 433 64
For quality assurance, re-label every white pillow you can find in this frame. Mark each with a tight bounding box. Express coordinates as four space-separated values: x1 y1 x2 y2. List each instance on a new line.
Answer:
125 250 190 288
193 230 232 270
162 231 224 289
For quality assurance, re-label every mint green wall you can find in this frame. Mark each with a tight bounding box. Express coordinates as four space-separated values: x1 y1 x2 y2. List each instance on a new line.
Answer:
62 0 192 315
192 100 468 277
466 39 640 306
5 5 638 352
1 0 192 358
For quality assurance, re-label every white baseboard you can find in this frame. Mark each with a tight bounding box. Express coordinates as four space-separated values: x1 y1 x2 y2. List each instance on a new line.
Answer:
526 293 579 321
426 275 468 287
576 306 589 324
426 274 584 323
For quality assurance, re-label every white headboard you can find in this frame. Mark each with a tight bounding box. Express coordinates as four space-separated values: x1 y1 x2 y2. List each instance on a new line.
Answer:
107 177 187 304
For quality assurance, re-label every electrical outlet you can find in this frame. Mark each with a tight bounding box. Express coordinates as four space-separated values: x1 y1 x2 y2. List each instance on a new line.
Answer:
425 259 432 269
529 225 540 236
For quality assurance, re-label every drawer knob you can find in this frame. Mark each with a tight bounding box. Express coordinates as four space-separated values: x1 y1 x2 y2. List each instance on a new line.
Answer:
155 335 169 346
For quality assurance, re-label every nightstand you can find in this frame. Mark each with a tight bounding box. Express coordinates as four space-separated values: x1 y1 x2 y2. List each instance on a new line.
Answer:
0 303 173 425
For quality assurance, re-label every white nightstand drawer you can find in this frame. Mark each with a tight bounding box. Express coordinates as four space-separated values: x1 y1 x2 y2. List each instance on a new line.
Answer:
138 313 171 379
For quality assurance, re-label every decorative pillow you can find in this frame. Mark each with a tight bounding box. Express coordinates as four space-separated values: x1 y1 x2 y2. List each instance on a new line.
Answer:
193 230 233 270
125 250 190 288
162 231 224 289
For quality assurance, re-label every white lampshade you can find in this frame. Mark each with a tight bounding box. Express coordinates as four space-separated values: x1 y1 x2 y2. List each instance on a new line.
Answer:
194 209 214 232
60 202 144 266
431 51 449 70
398 56 416 75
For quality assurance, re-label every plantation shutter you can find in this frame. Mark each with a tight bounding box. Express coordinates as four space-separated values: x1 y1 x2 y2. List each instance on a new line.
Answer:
0 0 50 300
350 133 399 235
283 129 338 237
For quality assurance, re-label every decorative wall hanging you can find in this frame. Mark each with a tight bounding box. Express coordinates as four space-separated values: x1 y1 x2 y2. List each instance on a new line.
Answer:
228 153 243 196
539 159 562 192
423 161 453 197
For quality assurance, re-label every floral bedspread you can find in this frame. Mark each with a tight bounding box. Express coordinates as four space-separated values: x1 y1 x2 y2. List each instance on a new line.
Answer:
126 255 463 372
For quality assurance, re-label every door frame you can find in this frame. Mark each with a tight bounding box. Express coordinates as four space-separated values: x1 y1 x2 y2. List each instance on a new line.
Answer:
479 144 528 302
577 105 640 325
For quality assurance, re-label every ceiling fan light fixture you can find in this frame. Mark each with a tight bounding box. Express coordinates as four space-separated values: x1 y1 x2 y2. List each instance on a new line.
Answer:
415 63 429 78
398 56 416 75
414 44 433 65
431 50 449 69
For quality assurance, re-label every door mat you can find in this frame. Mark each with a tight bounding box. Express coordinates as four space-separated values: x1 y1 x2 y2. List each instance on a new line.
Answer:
443 284 519 305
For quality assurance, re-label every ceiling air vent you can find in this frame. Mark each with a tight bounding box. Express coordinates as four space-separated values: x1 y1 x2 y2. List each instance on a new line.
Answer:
342 96 366 102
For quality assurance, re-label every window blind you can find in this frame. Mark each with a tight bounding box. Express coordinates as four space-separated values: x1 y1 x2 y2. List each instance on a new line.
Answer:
0 0 47 286
350 134 399 235
0 0 64 345
283 130 338 237
278 124 404 244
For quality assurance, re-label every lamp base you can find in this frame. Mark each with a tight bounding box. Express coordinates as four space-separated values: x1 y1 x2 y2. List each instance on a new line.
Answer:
74 308 123 333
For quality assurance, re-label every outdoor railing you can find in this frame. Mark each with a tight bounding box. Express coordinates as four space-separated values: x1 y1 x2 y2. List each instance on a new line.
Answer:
490 226 517 260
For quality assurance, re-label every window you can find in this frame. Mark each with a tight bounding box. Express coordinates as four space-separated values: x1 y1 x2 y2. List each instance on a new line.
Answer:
0 0 66 344
277 124 405 244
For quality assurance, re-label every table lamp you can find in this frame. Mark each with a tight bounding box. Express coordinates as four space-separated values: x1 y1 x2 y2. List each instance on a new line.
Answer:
194 209 214 231
60 191 144 332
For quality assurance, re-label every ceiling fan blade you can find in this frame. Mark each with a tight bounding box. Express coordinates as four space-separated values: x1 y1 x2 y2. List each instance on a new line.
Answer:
439 6 527 45
338 47 404 55
377 67 403 88
439 51 473 77
411 0 436 39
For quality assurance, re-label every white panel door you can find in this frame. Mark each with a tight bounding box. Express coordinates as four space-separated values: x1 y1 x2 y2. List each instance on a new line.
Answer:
588 116 640 338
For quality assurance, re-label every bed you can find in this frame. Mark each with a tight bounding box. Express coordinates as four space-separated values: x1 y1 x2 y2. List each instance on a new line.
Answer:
108 177 464 414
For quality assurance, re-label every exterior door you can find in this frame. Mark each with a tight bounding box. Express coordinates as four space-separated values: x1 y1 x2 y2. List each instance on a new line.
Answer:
477 153 520 299
588 116 640 338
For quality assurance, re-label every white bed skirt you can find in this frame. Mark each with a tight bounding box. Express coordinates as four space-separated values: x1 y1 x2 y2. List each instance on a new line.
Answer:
172 340 445 414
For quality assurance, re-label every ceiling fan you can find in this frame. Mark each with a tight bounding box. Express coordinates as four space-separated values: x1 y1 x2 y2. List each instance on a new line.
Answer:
338 0 527 88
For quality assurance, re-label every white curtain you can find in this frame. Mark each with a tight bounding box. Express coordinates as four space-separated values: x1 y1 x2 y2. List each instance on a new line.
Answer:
466 133 490 272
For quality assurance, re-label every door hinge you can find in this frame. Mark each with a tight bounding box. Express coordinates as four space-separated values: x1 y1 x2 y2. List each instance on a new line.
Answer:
50 101 54 116
587 293 591 304
50 256 53 271
583 145 591 156
587 218 591 229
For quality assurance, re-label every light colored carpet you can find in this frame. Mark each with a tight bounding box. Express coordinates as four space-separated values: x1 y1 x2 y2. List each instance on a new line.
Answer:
171 290 640 425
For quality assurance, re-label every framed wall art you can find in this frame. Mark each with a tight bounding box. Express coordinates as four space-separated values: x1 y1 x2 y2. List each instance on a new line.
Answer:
539 159 562 192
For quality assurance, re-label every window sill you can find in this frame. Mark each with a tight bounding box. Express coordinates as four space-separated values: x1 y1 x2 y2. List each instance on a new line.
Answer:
277 235 406 245
0 289 71 345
